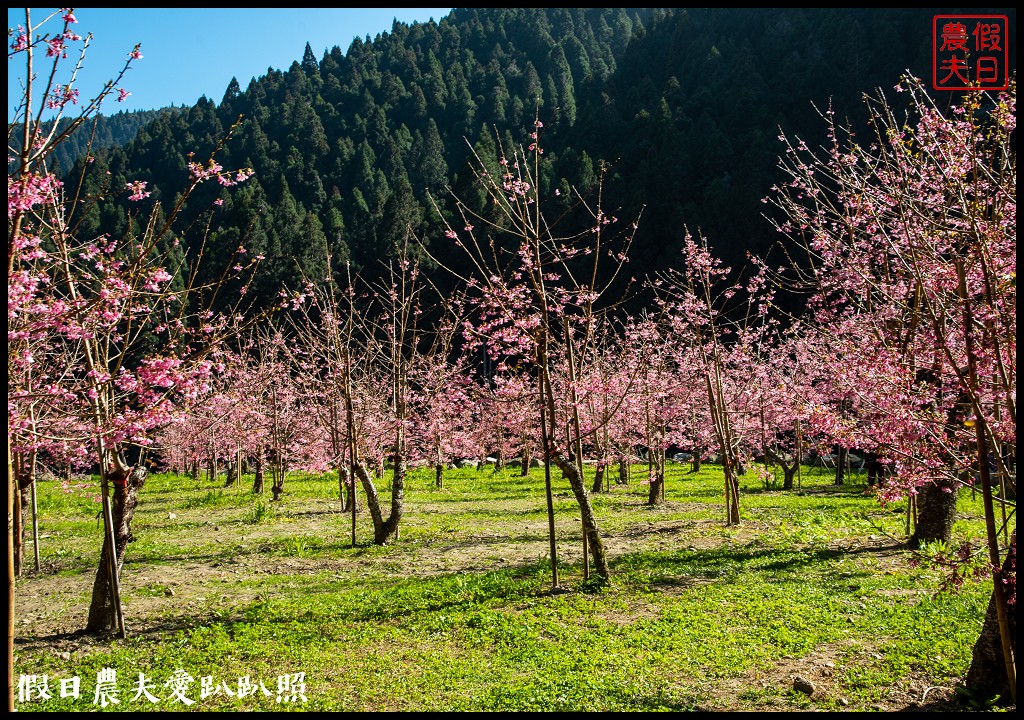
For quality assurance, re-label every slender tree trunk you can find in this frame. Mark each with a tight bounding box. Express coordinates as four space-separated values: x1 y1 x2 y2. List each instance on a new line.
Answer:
591 462 605 493
86 463 147 634
794 422 804 491
647 448 664 506
15 479 32 577
30 470 40 572
865 452 882 487
435 438 445 488
723 456 741 525
353 459 403 546
13 452 37 577
271 460 285 501
537 373 560 589
12 458 25 578
550 450 610 582
834 446 848 485
224 459 237 487
339 463 358 512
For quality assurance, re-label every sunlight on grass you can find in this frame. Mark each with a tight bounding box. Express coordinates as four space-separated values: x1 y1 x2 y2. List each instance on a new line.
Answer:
13 463 993 712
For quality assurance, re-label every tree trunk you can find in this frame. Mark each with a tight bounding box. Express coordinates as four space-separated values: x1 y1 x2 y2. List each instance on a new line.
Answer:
617 454 630 484
12 459 33 578
383 452 405 544
647 470 664 505
722 454 741 525
15 480 32 577
782 464 796 491
271 457 285 501
865 452 883 487
253 455 264 494
339 463 359 511
551 450 609 582
690 447 703 474
591 463 605 493
964 532 1016 704
765 447 796 491
435 463 444 489
647 446 666 505
521 446 532 478
353 457 403 546
834 446 848 485
909 477 958 548
86 464 147 634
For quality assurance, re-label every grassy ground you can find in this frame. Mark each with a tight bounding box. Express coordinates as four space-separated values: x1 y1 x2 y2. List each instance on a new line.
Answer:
12 460 1003 712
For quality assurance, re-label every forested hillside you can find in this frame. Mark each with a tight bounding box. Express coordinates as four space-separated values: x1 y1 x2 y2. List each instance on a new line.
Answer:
9 107 175 174
64 7 1016 310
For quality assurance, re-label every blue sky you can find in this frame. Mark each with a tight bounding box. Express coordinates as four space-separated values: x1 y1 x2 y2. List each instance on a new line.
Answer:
9 8 452 119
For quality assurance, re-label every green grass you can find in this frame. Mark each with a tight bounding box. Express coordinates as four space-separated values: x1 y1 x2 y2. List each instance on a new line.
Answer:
12 463 997 712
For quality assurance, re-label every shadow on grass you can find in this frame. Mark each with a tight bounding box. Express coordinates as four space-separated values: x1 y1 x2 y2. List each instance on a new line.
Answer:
608 539 906 587
738 480 874 498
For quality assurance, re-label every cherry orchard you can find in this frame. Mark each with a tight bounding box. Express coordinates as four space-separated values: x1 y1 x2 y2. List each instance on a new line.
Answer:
8 8 1013 707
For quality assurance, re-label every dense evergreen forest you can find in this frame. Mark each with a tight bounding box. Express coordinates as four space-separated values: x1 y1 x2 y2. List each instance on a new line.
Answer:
10 107 175 175
62 7 1016 313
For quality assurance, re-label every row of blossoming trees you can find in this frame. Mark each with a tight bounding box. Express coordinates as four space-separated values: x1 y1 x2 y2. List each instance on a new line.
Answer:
159 79 1013 698
8 9 1014 709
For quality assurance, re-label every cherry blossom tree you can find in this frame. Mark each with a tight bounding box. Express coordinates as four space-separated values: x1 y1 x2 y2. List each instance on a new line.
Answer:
289 240 440 546
571 323 638 492
652 233 757 524
9 8 265 640
766 75 1016 703
432 115 640 585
